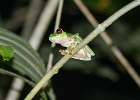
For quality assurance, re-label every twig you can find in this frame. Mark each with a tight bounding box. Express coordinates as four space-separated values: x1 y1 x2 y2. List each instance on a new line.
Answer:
29 0 59 50
45 1 64 100
74 0 112 45
111 46 140 86
74 0 140 87
5 78 24 100
21 0 43 40
46 0 64 73
24 1 140 100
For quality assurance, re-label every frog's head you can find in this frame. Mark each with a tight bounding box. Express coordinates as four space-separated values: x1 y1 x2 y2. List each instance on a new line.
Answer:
49 28 67 43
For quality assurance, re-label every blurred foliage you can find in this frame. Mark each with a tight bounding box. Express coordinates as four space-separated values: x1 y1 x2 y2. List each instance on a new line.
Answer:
66 0 132 14
82 0 134 15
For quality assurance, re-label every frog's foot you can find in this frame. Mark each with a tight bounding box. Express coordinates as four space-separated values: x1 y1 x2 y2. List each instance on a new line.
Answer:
59 47 74 55
68 42 80 54
59 49 69 55
72 48 91 61
67 46 73 55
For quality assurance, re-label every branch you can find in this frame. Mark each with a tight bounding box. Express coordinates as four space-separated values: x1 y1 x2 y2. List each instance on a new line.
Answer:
74 0 140 87
25 1 140 100
29 0 59 50
46 0 64 73
21 0 43 40
45 0 64 100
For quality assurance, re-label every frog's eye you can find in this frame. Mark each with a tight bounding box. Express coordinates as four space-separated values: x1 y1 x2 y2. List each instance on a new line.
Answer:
56 28 62 34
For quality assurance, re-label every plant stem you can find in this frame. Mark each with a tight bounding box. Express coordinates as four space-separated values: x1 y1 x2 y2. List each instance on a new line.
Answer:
0 68 35 86
45 0 64 100
25 1 140 100
46 0 64 73
74 0 140 87
29 0 59 50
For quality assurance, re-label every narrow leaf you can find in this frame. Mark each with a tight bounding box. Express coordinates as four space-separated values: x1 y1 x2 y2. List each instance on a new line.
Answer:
0 28 46 83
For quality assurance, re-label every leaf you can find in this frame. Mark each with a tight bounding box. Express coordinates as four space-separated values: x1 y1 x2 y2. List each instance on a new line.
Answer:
0 28 46 83
0 45 14 61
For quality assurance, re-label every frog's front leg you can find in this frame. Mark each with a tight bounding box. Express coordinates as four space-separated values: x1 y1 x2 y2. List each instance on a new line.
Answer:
59 46 73 55
71 33 80 48
59 33 80 55
59 49 67 55
68 33 80 54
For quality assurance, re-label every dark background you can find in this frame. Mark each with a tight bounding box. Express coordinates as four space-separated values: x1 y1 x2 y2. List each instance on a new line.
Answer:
0 0 140 100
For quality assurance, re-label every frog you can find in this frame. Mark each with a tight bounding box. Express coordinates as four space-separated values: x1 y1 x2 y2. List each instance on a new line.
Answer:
49 28 95 61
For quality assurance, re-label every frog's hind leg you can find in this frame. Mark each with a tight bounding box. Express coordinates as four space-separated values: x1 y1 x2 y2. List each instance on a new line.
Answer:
72 47 91 61
59 46 91 61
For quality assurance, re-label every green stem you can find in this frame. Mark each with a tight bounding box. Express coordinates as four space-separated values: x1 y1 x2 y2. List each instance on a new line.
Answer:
25 0 140 100
0 68 35 87
0 68 48 99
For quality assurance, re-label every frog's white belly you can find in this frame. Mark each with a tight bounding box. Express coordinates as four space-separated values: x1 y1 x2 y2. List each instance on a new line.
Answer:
49 36 74 47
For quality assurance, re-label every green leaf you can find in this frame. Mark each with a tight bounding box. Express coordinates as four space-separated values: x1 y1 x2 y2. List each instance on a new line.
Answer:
0 28 46 83
0 45 14 61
